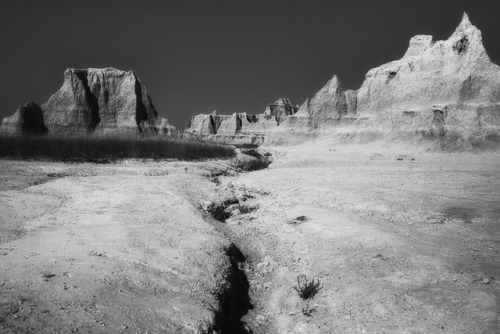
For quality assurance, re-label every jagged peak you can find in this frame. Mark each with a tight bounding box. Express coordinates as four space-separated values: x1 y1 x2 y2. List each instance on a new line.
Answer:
317 75 342 95
459 12 471 29
272 98 294 106
451 12 479 37
64 67 131 77
403 35 434 58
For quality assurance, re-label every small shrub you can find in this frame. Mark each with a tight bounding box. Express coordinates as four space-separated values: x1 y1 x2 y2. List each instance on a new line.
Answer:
294 274 323 317
294 274 323 300
287 215 309 225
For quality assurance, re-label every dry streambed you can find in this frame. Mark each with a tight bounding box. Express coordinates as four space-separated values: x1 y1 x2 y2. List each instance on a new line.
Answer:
198 143 500 333
0 152 266 334
1 145 500 334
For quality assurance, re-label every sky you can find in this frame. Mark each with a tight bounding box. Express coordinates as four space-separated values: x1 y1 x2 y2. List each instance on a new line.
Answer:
2 0 500 129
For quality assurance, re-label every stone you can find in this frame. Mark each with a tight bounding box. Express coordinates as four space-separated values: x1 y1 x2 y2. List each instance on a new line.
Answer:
0 102 48 135
263 98 299 125
355 13 500 133
184 98 299 144
43 67 178 136
272 13 500 144
281 76 351 130
186 111 230 135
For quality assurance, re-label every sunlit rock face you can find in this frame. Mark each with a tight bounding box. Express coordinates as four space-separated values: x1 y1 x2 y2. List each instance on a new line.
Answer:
263 98 299 125
42 67 178 136
280 75 355 130
184 98 299 144
1 67 178 137
0 102 47 135
273 13 500 143
355 13 500 129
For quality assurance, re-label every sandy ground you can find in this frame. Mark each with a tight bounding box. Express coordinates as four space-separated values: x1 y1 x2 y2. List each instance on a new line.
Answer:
1 141 499 333
0 160 238 333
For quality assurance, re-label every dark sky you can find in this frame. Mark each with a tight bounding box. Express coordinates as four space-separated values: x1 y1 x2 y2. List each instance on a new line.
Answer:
2 0 500 128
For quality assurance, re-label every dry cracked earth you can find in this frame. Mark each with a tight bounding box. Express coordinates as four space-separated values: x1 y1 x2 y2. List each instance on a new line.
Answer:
1 140 499 334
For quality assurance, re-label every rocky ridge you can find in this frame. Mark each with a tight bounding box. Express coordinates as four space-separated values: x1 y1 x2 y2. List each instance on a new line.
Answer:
0 102 48 135
275 13 500 144
0 68 178 137
184 98 299 145
189 13 500 145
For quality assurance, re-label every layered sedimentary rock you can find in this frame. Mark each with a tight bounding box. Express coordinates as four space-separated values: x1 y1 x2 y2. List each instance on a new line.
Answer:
275 13 500 142
354 13 500 135
186 111 230 135
0 102 48 135
1 68 178 137
263 98 299 125
184 98 299 144
280 76 355 130
43 68 178 136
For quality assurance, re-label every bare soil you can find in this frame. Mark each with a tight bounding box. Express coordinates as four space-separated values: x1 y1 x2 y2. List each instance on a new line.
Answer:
1 141 499 333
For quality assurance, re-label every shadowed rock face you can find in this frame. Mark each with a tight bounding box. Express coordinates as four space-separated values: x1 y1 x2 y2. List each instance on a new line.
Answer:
42 68 178 136
1 67 178 137
0 102 48 135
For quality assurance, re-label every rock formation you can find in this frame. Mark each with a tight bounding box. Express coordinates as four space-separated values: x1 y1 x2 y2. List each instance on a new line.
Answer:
187 111 230 136
0 102 48 135
263 98 299 125
184 98 299 144
274 13 500 143
280 75 356 130
1 68 178 137
355 13 500 129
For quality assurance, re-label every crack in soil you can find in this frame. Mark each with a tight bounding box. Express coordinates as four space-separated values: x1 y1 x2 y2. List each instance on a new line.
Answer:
203 149 273 333
213 244 253 334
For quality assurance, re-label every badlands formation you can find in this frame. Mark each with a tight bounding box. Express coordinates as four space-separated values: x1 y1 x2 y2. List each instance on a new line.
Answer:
0 68 178 137
0 13 499 334
187 13 500 146
2 14 499 147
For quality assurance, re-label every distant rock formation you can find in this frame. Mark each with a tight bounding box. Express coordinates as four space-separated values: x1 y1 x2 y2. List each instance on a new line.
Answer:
273 13 500 144
263 98 299 125
1 68 178 137
0 102 48 135
355 13 500 126
280 75 355 130
184 98 299 144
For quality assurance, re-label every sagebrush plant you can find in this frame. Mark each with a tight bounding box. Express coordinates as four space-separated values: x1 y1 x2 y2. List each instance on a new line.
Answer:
294 274 323 300
0 135 235 161
294 274 323 316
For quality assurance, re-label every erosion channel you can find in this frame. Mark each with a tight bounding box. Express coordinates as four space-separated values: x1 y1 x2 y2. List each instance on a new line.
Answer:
1 143 499 334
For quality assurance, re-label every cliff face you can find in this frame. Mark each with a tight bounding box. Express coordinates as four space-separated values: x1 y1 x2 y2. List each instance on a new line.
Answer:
184 98 299 144
1 68 178 137
356 13 500 124
280 76 355 130
0 102 47 135
42 68 178 136
273 13 500 144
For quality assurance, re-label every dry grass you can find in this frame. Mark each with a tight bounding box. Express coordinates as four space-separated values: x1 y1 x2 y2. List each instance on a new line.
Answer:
0 135 235 162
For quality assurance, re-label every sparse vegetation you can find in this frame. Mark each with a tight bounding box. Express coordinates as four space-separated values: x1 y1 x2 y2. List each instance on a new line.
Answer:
287 215 309 225
294 274 323 300
0 135 235 162
207 198 239 222
294 274 323 316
